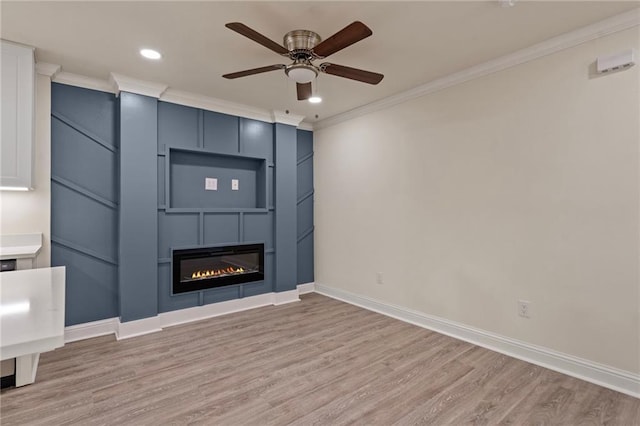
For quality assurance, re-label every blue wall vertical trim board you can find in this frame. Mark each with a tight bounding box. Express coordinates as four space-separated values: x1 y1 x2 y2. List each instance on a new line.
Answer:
119 92 159 322
51 83 120 326
274 123 298 292
296 129 315 284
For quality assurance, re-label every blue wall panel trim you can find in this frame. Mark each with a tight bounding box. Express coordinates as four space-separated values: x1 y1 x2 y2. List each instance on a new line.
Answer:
244 212 274 251
119 92 159 322
296 129 314 284
158 263 199 313
296 157 314 200
158 156 166 206
241 119 273 161
51 118 119 202
202 285 241 305
274 124 298 292
53 245 119 325
51 175 118 210
52 112 118 152
297 189 314 206
162 207 269 213
297 152 314 166
52 236 118 266
203 213 240 247
51 83 120 326
158 212 200 259
297 232 314 285
296 195 313 237
158 101 199 151
52 83 118 148
296 129 313 160
204 110 239 154
297 227 315 244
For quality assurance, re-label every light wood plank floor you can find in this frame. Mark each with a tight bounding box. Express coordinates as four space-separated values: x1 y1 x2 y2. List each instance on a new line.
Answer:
1 293 638 425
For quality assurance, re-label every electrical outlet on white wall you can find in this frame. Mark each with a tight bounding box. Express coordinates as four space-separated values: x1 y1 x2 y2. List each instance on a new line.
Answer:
232 179 239 191
518 300 531 318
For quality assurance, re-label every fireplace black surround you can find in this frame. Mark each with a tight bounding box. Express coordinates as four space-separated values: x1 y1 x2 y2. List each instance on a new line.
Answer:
172 243 264 294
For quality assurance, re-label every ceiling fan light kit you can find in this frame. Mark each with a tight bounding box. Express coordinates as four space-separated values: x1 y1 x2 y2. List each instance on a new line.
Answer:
285 63 317 83
223 21 384 101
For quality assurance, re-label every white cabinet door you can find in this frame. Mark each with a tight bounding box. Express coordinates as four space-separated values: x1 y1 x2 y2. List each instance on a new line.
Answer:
1 40 35 190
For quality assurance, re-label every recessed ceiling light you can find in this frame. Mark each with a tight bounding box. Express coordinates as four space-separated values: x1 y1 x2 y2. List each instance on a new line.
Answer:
308 96 322 104
140 48 161 60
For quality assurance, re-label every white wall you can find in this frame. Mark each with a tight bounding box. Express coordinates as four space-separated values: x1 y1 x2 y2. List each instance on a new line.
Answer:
314 27 639 374
0 72 52 267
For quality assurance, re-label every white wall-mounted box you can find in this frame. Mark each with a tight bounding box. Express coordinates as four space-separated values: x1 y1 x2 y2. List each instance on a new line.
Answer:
596 48 636 73
1 40 35 190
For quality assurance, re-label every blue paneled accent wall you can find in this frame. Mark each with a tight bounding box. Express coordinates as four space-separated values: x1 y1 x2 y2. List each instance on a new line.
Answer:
51 83 313 326
50 83 119 326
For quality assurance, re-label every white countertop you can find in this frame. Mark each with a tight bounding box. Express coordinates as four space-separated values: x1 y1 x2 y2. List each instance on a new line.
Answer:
0 266 66 360
0 233 42 260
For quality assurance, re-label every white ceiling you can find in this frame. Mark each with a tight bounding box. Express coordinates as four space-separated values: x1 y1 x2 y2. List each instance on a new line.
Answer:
2 1 638 124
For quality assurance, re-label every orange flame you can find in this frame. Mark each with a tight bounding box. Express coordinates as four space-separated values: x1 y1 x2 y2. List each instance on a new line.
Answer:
191 267 245 280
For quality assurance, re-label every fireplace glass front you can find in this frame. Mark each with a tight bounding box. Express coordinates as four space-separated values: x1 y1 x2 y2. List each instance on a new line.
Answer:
172 243 264 294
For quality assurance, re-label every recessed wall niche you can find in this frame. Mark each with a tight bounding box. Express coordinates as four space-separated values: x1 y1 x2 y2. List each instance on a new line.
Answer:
168 147 267 210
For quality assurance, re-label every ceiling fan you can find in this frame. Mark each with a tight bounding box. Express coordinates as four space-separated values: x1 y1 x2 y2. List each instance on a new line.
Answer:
222 21 384 101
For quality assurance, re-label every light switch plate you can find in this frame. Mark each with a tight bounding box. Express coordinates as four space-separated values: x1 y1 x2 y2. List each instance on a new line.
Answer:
205 178 217 191
232 179 239 191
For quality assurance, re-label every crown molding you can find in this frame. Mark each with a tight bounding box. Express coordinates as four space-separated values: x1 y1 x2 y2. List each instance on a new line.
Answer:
35 62 60 78
109 72 168 98
298 121 314 131
272 110 305 127
53 71 116 94
49 75 313 126
160 88 274 123
315 8 640 130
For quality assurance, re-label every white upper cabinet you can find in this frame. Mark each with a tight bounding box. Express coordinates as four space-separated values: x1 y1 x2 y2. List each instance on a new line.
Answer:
1 40 35 190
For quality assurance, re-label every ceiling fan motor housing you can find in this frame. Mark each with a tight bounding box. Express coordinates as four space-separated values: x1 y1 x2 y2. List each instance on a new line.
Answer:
283 30 322 54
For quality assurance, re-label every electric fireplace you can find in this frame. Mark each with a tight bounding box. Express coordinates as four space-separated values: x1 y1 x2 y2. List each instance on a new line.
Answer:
172 243 264 294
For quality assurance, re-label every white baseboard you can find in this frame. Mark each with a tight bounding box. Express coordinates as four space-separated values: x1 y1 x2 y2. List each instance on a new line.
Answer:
297 282 315 294
273 289 300 305
116 316 163 340
64 317 118 343
159 293 274 328
315 283 640 399
64 287 308 343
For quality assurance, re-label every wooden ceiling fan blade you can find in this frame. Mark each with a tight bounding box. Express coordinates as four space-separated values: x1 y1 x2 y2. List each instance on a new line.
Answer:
226 22 289 55
313 21 372 58
320 63 384 85
297 82 312 101
223 64 285 79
